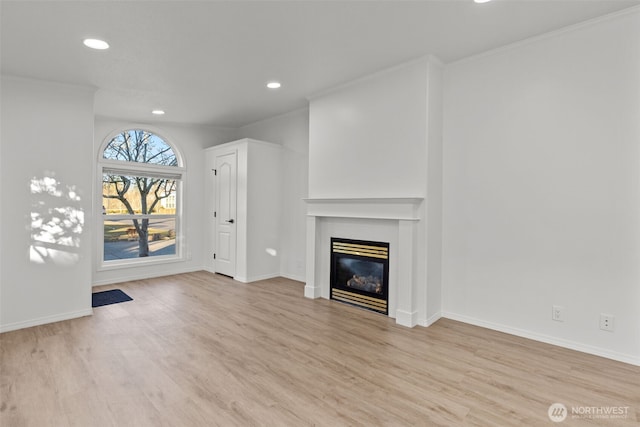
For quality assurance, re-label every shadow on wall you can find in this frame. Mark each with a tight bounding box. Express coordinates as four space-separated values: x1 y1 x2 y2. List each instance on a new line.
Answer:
29 171 84 266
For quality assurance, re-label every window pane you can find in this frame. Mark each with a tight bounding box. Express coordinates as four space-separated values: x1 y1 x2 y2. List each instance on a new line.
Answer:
103 130 177 166
104 218 176 260
102 174 177 215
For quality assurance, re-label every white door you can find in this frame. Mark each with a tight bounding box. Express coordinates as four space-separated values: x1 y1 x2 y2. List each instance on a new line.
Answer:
214 152 237 277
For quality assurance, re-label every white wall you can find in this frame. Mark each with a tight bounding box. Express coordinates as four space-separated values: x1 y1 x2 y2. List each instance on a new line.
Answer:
308 61 428 199
245 141 283 281
238 108 309 281
93 117 238 285
442 9 640 364
425 59 444 324
1 76 95 331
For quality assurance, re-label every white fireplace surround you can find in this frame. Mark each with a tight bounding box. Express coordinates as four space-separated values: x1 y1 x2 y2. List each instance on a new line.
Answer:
304 197 424 327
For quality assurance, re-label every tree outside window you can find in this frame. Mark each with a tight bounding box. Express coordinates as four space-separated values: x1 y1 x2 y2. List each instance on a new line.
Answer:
101 130 183 262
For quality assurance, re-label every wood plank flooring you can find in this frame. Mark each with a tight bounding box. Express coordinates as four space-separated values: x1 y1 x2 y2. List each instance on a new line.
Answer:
1 271 638 426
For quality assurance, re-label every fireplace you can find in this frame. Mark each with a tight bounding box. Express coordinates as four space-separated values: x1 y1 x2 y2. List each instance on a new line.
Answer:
305 197 424 327
330 238 389 315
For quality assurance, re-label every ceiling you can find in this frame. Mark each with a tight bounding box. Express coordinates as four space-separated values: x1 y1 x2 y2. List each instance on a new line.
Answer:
2 0 638 128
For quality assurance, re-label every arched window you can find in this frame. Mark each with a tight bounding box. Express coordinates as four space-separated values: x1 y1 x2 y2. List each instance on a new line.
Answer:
99 129 184 266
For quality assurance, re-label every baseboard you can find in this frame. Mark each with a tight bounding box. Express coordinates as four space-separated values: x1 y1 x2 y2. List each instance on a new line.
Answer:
0 308 93 333
442 311 640 367
231 272 278 283
95 267 293 287
304 284 321 299
92 266 201 287
418 311 442 327
395 309 418 328
280 272 305 283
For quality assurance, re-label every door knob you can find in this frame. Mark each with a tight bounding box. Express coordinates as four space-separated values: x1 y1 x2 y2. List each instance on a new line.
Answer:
227 219 234 224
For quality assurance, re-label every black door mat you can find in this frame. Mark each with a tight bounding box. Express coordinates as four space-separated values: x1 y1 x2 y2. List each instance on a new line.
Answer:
92 289 133 308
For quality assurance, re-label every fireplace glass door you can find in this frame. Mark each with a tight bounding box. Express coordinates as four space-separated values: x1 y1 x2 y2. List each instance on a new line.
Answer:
330 238 389 314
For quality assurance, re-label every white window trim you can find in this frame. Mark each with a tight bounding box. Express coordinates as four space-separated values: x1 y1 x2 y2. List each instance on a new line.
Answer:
96 130 186 271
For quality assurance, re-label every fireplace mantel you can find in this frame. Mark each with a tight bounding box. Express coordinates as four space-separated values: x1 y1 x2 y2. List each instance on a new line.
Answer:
304 197 423 220
304 197 424 327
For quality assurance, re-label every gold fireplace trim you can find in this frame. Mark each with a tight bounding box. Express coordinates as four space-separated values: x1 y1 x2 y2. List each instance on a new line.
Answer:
331 288 387 314
332 242 388 260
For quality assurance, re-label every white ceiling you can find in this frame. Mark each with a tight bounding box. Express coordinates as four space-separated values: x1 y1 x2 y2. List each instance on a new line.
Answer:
2 0 638 128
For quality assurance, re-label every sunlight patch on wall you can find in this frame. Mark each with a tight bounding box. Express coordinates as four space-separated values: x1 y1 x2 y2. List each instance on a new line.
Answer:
29 173 84 265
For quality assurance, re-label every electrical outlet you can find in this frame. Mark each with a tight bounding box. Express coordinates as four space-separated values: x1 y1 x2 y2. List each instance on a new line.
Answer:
552 305 564 322
600 314 615 332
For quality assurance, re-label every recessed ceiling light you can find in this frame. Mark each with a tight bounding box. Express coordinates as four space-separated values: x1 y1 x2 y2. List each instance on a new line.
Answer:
474 0 492 3
83 38 109 50
151 110 165 115
266 82 281 89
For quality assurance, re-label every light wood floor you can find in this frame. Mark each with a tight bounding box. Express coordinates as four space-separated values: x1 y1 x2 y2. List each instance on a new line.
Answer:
1 271 638 426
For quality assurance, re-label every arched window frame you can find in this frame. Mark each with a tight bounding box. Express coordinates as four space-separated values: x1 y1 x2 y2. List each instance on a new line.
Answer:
97 128 186 270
